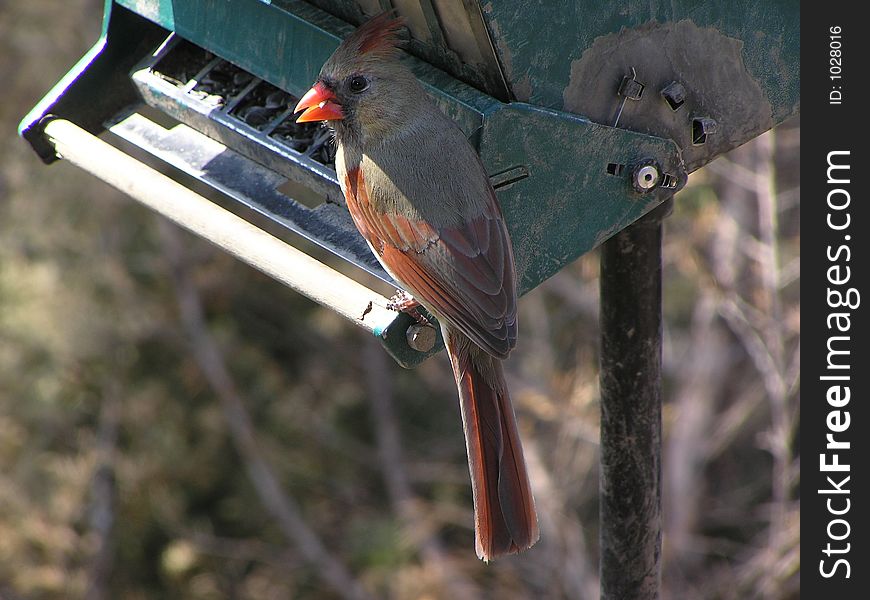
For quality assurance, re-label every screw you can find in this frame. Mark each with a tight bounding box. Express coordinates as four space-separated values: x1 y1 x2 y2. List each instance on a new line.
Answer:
406 324 436 352
632 161 660 193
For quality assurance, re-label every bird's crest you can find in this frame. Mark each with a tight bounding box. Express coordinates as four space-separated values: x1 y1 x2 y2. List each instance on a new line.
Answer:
339 12 405 60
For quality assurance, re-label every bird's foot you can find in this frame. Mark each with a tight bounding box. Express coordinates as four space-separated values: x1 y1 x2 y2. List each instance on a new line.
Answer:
387 289 419 312
387 290 430 325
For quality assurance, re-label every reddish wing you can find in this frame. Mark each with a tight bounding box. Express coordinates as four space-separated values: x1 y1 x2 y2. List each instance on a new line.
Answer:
345 168 517 358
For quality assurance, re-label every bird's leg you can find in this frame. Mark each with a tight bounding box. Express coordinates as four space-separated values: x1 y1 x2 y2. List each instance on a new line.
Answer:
387 289 430 325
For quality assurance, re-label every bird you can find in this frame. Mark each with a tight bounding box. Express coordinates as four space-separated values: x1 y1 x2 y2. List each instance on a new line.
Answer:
294 13 538 561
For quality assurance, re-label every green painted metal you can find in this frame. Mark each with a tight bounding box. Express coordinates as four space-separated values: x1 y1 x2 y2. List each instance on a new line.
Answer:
115 0 496 138
480 1 798 114
377 311 445 369
31 0 807 367
18 2 168 162
478 0 800 171
478 104 681 295
110 0 683 296
20 0 687 367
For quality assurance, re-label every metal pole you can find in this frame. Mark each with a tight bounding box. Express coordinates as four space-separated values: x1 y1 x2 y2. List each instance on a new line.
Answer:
599 199 671 600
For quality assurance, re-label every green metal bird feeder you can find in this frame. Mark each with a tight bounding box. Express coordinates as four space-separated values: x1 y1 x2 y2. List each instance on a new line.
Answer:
20 1 798 597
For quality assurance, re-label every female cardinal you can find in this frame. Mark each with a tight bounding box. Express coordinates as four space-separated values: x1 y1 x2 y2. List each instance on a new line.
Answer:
294 13 538 561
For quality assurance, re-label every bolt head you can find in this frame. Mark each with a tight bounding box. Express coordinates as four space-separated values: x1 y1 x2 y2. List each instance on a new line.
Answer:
406 324 436 352
633 164 660 191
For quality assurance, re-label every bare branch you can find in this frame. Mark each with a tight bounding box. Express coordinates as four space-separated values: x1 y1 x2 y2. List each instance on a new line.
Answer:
522 436 599 600
750 131 794 556
85 381 121 600
158 220 372 600
362 335 478 599
664 290 720 568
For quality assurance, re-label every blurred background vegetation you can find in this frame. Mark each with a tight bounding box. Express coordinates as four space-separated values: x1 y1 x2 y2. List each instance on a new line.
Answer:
1 1 799 598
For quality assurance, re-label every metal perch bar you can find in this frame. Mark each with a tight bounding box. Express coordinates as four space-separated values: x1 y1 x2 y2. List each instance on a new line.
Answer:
41 118 398 336
599 200 670 600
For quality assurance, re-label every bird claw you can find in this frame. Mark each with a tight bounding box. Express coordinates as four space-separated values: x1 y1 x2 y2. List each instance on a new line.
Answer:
387 290 430 325
387 289 419 312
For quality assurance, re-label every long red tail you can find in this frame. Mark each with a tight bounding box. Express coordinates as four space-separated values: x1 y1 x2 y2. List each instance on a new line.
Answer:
446 332 539 561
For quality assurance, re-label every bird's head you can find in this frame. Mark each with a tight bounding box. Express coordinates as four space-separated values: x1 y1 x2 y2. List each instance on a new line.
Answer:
294 13 416 142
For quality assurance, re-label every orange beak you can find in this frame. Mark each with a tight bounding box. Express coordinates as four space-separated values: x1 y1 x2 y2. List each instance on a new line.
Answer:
294 82 345 122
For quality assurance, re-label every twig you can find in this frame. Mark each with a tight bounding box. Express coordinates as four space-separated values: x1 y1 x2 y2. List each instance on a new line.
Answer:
508 301 599 598
664 289 720 569
703 132 797 597
706 156 765 193
85 380 121 600
749 131 793 563
182 529 304 569
706 388 766 460
717 297 786 400
361 335 478 600
521 437 599 600
158 220 372 600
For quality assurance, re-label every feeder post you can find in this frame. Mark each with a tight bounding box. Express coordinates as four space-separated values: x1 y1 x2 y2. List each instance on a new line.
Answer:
598 199 672 600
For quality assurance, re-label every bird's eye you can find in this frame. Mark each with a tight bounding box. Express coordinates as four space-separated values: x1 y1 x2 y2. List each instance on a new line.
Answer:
349 75 369 93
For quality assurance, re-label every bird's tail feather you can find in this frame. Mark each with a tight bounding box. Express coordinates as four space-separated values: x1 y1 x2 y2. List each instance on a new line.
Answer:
447 334 539 561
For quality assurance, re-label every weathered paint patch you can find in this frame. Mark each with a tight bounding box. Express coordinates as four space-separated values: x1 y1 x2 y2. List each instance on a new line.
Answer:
479 1 798 172
562 19 773 172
